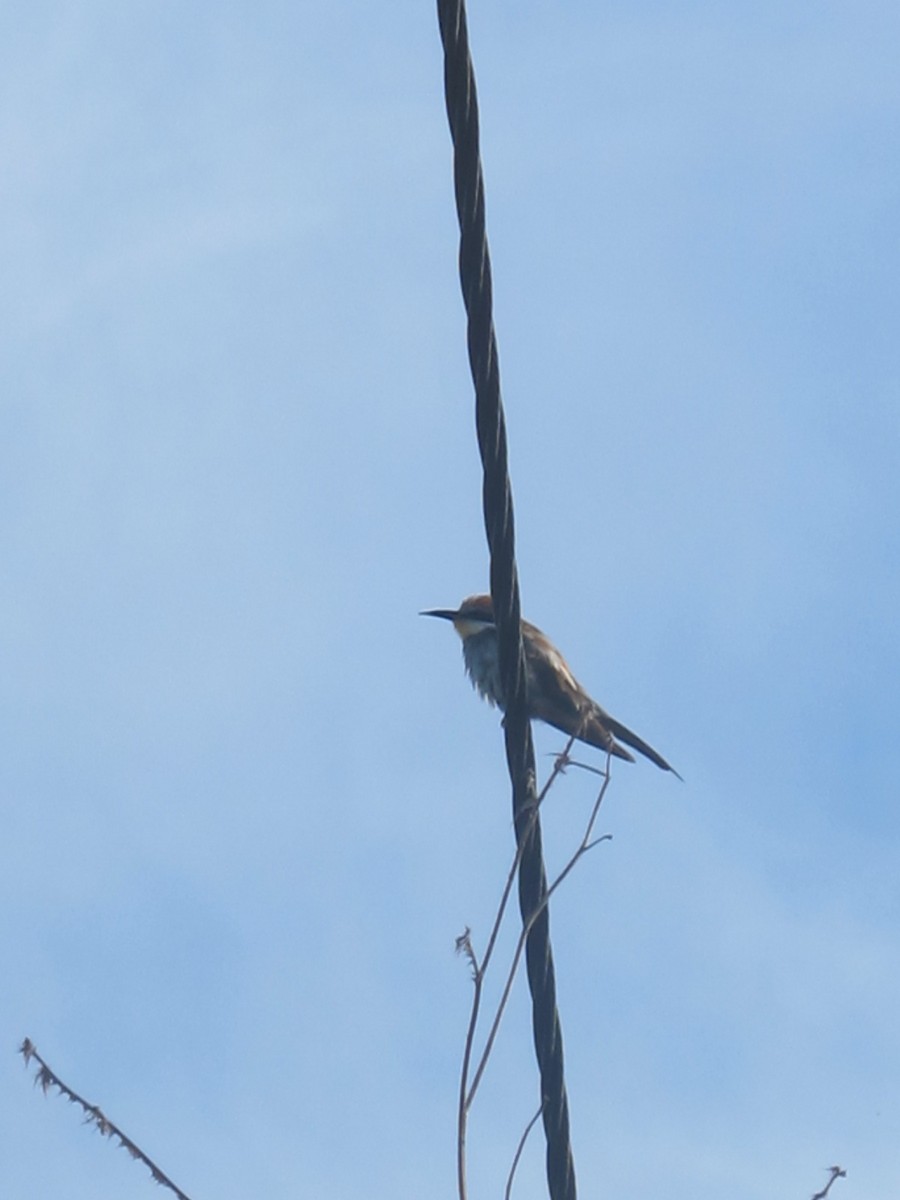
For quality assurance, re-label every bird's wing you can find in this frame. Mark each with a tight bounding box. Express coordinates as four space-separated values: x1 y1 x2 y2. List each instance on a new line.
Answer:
522 636 633 759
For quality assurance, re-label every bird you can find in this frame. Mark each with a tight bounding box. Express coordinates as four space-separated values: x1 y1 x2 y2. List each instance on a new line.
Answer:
421 593 681 777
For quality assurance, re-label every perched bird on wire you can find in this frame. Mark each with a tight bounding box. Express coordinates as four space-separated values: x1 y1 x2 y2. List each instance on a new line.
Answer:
422 593 681 778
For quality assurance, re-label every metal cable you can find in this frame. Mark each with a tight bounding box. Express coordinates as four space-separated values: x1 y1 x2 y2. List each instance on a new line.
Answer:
436 4 577 1197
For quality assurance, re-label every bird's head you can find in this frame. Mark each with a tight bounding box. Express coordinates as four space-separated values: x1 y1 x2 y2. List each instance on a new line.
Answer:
420 593 495 641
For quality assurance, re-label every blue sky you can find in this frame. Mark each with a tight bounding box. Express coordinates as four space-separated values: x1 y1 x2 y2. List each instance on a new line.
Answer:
2 3 899 1197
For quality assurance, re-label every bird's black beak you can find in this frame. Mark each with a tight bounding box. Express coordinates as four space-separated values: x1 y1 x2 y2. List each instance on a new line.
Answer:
420 608 458 621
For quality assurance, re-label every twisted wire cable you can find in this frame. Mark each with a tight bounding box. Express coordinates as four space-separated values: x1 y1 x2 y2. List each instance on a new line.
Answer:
436 4 577 1196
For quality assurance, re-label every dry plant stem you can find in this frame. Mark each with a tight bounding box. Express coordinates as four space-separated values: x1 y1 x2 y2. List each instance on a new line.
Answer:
19 1039 193 1200
811 1166 847 1200
504 1104 544 1200
478 734 578 993
456 928 477 1200
457 735 577 1200
465 753 612 1111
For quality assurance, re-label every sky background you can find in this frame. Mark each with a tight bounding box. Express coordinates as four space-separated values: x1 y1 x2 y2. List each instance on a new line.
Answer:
2 2 899 1198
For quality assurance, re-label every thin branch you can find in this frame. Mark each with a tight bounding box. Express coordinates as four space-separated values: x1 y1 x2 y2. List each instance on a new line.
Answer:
465 753 613 1110
811 1166 847 1200
19 1039 193 1200
456 735 576 1200
455 929 478 1200
478 734 577 991
505 1104 543 1200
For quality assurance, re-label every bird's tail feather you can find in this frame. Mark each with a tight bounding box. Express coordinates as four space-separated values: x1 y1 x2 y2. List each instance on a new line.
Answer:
576 713 636 763
603 713 682 779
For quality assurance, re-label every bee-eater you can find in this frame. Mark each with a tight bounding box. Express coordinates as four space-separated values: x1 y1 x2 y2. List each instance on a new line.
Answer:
422 593 680 777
